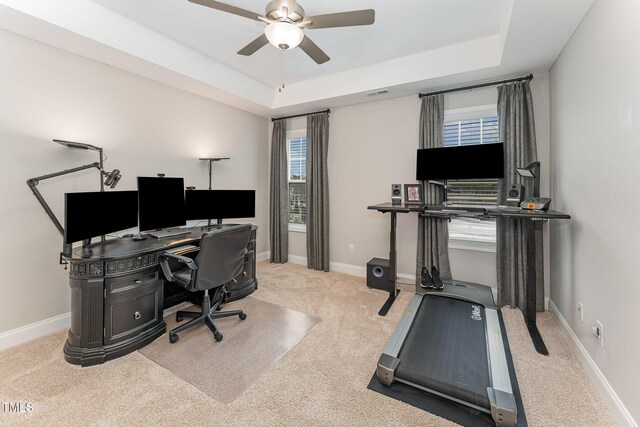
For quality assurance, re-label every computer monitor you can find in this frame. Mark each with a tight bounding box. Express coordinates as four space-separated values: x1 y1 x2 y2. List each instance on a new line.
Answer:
64 191 138 244
416 143 504 180
185 190 255 220
137 177 186 232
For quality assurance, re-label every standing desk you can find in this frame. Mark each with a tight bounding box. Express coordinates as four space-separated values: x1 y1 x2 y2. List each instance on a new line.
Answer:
367 203 420 315
62 224 257 366
368 202 570 354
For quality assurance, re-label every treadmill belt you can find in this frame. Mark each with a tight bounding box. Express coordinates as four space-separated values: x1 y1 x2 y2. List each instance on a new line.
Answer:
396 295 490 409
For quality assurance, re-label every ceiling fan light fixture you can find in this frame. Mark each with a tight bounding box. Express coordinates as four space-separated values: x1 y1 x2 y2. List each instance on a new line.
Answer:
264 22 304 50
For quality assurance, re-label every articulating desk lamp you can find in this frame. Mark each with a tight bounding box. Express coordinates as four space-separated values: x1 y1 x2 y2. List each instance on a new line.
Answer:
515 161 551 210
199 157 230 228
515 161 540 197
26 139 122 261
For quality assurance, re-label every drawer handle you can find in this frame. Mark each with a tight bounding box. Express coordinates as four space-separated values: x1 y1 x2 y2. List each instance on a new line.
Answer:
242 271 247 277
135 280 142 284
134 311 141 320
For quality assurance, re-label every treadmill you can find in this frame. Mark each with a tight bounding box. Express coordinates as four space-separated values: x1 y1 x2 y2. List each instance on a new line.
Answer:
376 280 518 426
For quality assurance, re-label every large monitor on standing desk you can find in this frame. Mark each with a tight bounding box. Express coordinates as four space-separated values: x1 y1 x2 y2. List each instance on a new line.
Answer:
137 176 188 238
64 191 138 245
185 190 255 221
416 143 504 180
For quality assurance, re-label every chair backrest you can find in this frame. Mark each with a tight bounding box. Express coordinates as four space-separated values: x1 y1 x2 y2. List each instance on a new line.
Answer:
192 224 252 291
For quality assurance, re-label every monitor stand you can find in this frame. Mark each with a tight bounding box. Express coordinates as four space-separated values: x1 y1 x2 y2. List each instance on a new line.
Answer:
146 227 190 239
201 218 224 231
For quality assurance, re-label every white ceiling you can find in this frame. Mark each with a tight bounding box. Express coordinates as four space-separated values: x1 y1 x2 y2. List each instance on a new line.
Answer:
0 0 595 117
90 0 502 87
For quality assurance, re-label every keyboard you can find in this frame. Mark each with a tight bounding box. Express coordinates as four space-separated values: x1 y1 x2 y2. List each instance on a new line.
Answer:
164 245 198 256
426 205 489 213
488 205 524 212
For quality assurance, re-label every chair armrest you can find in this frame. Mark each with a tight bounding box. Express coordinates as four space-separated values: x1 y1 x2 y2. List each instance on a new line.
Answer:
159 252 198 283
162 252 198 269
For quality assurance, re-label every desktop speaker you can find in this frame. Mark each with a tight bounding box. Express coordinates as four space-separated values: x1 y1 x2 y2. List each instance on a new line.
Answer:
391 184 402 205
367 258 391 291
506 184 524 207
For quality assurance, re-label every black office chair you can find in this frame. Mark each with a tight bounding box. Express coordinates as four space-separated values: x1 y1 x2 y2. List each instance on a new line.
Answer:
159 224 252 344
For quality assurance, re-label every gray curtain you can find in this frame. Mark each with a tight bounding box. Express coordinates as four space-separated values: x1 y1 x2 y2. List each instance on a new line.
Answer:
416 94 451 285
496 80 544 311
269 119 288 263
306 112 330 271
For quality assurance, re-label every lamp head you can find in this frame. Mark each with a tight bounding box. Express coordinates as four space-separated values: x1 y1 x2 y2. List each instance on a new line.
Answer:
264 21 304 50
103 169 121 188
516 161 540 178
53 139 101 152
199 157 231 162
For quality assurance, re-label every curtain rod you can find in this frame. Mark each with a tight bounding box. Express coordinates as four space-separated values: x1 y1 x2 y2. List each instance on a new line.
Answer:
271 109 330 122
418 74 533 98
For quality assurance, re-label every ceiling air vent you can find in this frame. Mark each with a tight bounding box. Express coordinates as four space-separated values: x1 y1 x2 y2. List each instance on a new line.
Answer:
367 89 390 96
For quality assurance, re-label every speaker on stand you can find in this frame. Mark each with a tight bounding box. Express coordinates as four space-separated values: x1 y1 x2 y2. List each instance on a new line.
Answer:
391 184 402 205
506 184 524 207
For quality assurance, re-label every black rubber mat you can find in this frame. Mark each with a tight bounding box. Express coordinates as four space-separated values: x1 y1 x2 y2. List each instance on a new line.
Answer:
368 309 527 427
396 295 490 409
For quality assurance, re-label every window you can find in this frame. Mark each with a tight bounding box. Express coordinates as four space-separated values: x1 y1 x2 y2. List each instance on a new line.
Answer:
287 130 306 232
443 105 499 251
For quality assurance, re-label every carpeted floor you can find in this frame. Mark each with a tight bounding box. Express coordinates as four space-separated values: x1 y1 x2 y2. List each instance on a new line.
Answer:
0 261 615 426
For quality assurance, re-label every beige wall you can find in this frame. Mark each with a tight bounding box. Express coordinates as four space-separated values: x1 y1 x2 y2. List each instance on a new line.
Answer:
0 30 269 333
550 0 639 422
280 76 551 291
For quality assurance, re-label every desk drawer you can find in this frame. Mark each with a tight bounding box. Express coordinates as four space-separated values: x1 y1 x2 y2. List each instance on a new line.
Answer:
106 269 158 295
104 273 163 345
228 258 254 291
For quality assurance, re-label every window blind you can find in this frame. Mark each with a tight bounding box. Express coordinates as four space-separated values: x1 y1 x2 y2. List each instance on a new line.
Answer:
443 115 499 245
443 116 499 206
288 137 307 225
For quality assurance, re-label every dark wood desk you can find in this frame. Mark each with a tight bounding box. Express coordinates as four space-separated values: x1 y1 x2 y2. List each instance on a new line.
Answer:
368 202 570 355
62 224 257 366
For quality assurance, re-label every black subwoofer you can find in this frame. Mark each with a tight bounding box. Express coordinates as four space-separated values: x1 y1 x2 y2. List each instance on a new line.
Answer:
367 258 391 291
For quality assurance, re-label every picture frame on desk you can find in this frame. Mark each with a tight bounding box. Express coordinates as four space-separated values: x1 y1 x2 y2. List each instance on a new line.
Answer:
404 183 423 204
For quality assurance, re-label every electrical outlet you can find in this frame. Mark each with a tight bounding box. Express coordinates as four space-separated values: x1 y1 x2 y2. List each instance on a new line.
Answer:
592 320 604 346
577 302 584 322
348 243 355 253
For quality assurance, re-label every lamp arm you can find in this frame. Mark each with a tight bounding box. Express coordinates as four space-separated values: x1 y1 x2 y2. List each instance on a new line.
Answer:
531 162 541 198
26 162 101 256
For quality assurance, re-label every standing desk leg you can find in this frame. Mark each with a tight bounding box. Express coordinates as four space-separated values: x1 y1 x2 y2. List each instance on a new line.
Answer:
378 211 400 316
525 219 548 355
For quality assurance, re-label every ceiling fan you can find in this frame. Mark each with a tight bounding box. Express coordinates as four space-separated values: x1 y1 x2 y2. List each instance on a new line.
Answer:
188 0 375 64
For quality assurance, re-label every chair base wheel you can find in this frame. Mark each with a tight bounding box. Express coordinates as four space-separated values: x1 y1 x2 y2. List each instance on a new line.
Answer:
214 331 223 342
169 334 179 344
239 313 247 320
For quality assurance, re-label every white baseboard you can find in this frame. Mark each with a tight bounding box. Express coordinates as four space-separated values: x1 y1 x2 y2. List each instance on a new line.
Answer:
329 261 366 277
256 251 270 262
287 254 307 266
549 299 637 427
0 312 70 352
284 254 374 278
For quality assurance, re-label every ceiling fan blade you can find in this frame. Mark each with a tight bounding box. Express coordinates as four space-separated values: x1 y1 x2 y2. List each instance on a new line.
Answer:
188 0 263 22
237 34 269 56
305 9 375 29
299 36 330 64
